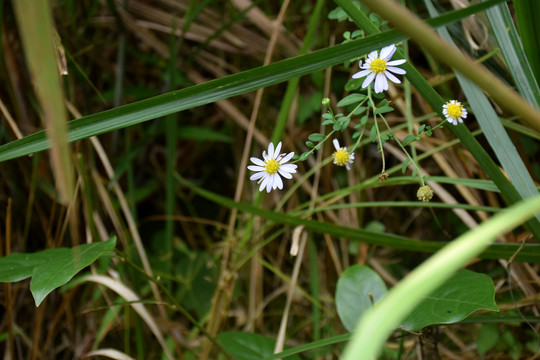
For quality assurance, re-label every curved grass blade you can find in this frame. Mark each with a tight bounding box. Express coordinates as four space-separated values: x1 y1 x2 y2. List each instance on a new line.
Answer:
176 174 540 263
484 0 540 108
425 0 540 223
0 1 506 163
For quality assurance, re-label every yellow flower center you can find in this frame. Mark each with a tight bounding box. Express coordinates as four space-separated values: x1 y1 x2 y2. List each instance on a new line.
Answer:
370 58 387 74
333 149 350 166
446 103 463 119
265 159 280 174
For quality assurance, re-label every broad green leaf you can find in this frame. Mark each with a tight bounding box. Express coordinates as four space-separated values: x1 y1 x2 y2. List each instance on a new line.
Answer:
400 270 498 331
337 93 366 107
336 265 387 332
0 238 116 306
217 332 301 360
0 1 506 163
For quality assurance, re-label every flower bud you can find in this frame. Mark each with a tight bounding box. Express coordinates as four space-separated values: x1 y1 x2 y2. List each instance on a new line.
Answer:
417 185 434 202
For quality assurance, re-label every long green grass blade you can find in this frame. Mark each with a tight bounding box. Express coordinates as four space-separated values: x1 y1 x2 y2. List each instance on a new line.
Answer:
484 0 540 108
0 1 507 164
13 0 74 204
342 194 540 360
512 0 540 83
176 174 540 263
425 0 540 223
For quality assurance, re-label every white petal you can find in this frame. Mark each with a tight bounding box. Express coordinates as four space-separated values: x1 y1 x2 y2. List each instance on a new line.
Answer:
250 157 265 166
345 163 351 171
367 50 378 60
279 152 294 163
280 163 297 173
374 73 388 93
333 138 340 150
352 69 372 79
267 143 275 158
380 44 396 60
247 165 265 172
274 174 283 190
385 71 401 84
259 176 269 191
387 59 406 66
387 66 406 75
361 72 375 89
274 142 282 158
250 172 265 180
278 169 293 179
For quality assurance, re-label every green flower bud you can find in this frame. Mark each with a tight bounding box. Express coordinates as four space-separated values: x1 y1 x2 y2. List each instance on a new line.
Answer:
322 98 331 106
417 185 434 202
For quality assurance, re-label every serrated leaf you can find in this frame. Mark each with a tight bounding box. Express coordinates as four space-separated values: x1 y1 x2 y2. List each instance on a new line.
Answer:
0 238 116 306
337 93 367 107
336 265 387 332
218 332 301 360
400 270 498 331
308 133 326 142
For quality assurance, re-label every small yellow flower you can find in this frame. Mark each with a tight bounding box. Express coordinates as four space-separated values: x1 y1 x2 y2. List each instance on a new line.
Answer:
442 100 467 125
332 139 354 171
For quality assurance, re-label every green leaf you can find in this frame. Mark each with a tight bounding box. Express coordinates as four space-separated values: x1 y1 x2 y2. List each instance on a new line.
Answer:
403 134 417 146
0 238 116 306
373 106 394 115
308 133 326 142
337 93 366 107
218 331 301 360
400 270 498 331
335 265 388 332
476 323 499 355
401 158 410 174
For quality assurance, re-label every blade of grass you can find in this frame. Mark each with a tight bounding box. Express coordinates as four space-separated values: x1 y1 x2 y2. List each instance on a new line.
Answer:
512 0 540 83
484 0 540 108
175 174 540 263
424 0 540 222
0 0 506 163
13 0 74 204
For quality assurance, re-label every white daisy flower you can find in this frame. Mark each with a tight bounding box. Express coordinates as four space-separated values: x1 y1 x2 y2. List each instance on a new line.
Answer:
442 100 467 125
248 142 298 193
352 44 407 93
332 139 355 171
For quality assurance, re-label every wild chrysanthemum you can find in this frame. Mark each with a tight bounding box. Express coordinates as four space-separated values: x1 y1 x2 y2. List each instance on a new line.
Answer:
352 44 406 93
248 142 298 193
442 100 467 125
332 139 354 171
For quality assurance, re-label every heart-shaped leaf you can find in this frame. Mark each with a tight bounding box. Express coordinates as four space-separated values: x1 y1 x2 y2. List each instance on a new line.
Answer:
217 331 301 360
400 269 498 331
336 265 388 332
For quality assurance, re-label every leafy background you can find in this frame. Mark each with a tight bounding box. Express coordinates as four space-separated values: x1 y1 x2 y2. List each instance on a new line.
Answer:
0 0 539 359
